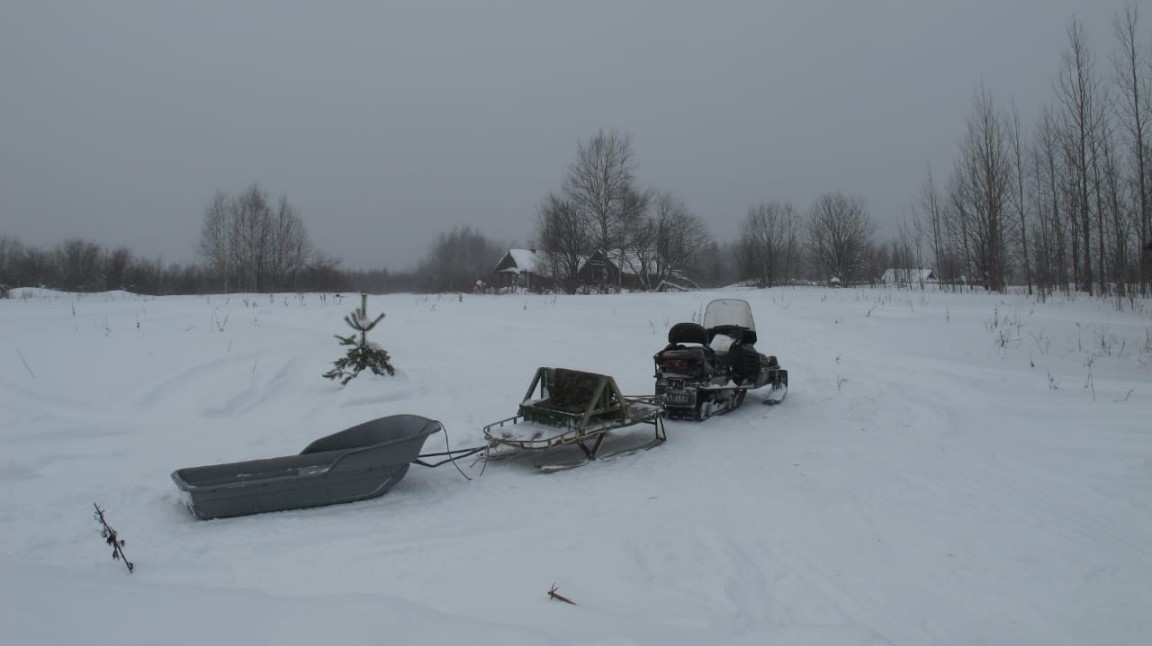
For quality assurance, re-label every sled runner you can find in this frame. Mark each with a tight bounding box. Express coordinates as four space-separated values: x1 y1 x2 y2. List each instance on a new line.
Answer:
483 367 666 467
171 414 442 520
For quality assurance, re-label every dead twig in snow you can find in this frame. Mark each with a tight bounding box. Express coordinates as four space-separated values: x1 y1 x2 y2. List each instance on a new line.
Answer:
548 583 576 605
16 346 35 378
93 503 134 573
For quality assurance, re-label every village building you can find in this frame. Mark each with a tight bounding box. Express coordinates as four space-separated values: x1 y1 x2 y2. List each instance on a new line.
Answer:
880 268 937 287
489 249 552 292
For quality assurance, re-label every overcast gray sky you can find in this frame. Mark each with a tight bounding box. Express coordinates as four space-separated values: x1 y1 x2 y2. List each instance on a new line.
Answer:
0 0 1134 270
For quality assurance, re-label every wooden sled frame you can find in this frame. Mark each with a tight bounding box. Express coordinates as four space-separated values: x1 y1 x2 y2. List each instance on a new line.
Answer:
483 367 666 461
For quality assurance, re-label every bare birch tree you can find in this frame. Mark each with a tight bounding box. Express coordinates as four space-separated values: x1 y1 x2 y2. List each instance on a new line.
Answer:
198 190 231 292
1112 1 1152 294
198 184 315 293
1030 107 1071 295
268 196 312 290
1056 17 1105 294
1010 102 1034 294
950 85 1015 291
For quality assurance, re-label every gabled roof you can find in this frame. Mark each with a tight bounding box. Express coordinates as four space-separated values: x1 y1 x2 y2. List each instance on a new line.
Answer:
493 249 543 274
508 249 540 272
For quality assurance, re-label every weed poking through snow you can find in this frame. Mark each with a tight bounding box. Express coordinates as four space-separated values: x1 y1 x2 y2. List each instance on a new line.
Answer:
93 503 133 573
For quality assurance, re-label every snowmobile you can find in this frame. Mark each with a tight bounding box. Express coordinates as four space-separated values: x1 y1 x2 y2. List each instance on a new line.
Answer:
654 298 788 420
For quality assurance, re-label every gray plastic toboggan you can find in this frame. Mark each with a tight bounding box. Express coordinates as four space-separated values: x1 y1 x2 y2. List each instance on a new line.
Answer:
171 414 441 520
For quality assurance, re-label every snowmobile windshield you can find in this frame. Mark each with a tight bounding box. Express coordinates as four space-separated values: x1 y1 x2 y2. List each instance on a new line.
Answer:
703 299 756 331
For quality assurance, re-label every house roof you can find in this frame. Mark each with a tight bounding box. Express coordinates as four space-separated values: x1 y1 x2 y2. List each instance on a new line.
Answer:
508 249 539 271
584 249 658 277
493 249 542 274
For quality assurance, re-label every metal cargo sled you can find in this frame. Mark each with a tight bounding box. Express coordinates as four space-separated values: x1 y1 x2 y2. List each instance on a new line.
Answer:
483 367 666 468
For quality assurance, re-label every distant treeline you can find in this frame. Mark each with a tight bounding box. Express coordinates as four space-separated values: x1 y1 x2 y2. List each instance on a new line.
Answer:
0 234 345 296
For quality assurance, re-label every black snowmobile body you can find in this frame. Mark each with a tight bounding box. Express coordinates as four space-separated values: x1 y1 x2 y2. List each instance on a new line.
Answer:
654 299 787 420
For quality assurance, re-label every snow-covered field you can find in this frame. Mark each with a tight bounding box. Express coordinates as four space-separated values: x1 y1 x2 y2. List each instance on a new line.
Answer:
1 286 1150 645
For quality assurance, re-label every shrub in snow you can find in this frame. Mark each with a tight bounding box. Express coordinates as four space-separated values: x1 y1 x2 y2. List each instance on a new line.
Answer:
323 295 396 385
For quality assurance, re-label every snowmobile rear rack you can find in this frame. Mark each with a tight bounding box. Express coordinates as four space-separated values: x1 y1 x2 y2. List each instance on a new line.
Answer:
483 367 666 463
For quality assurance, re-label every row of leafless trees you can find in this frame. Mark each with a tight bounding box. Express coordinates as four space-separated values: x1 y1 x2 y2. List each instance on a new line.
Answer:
736 193 877 286
0 233 347 295
915 5 1152 297
0 184 341 295
0 235 209 294
416 226 507 293
535 130 886 291
198 184 336 293
0 197 346 295
536 129 713 292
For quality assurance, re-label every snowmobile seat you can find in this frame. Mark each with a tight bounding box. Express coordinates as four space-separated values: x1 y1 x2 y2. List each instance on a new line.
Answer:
709 333 737 355
708 324 757 346
668 322 708 347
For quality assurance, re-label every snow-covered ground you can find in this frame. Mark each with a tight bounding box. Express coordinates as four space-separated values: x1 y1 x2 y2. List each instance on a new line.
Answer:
1 286 1150 645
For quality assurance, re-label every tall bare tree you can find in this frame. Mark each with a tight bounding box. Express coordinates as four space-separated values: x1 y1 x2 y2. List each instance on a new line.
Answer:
199 190 231 292
1030 107 1071 295
536 192 587 293
103 246 134 291
739 201 799 287
1010 102 1034 294
268 196 312 290
648 191 712 288
1112 1 1152 294
943 169 976 288
950 85 1015 291
198 184 316 293
55 239 103 292
806 192 875 283
1056 17 1105 294
613 185 650 288
1095 122 1132 297
233 184 272 292
0 235 22 288
916 163 960 285
892 215 926 286
563 129 637 255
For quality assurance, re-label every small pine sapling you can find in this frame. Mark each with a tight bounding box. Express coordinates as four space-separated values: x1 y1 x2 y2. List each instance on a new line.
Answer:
323 293 396 385
93 503 134 573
